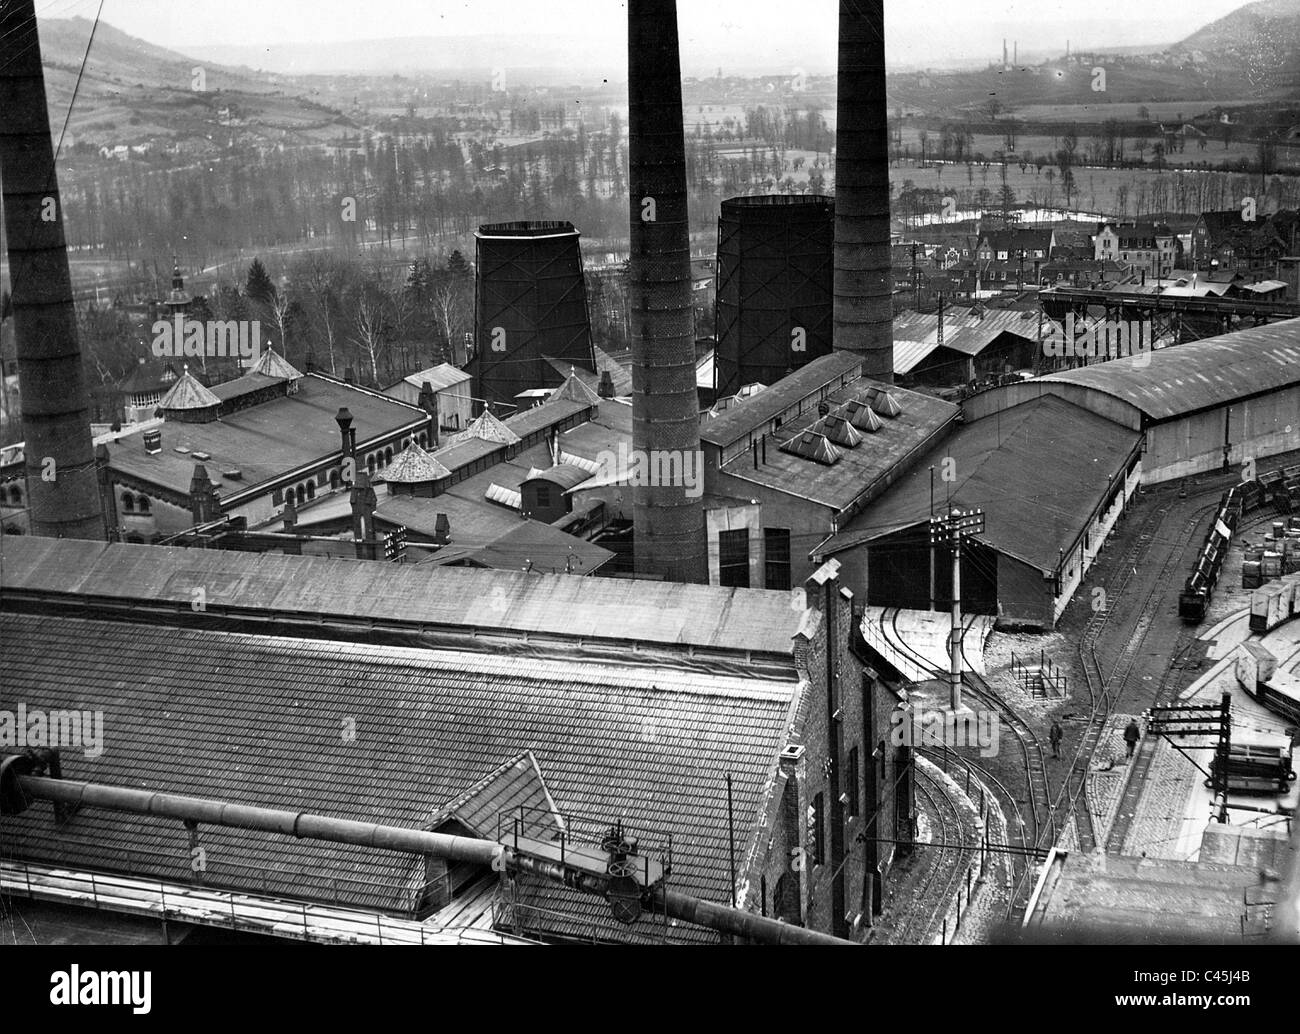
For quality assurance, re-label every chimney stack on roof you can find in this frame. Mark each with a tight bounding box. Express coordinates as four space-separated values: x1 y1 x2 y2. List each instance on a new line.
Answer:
350 471 377 560
626 0 708 583
0 0 105 539
833 0 894 383
189 463 220 525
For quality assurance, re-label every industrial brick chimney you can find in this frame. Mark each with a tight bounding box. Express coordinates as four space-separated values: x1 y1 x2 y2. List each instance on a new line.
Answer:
833 0 894 383
0 0 105 538
627 0 707 583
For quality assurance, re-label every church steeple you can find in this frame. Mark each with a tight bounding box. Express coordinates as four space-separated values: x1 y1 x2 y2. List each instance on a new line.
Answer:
165 257 192 317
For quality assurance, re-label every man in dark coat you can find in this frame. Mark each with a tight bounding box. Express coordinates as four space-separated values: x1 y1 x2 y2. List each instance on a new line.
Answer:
1123 718 1141 759
1049 720 1064 759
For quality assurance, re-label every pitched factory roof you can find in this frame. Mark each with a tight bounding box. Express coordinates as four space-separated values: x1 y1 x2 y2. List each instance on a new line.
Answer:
0 610 799 943
1039 318 1300 422
107 374 427 498
823 396 1141 571
0 538 805 656
700 352 864 447
394 363 471 393
716 380 960 512
431 519 615 575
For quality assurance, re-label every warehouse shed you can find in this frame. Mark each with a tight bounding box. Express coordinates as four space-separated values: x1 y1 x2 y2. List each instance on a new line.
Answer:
962 320 1300 484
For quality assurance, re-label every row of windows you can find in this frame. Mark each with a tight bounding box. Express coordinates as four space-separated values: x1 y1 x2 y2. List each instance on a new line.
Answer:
273 433 432 507
120 492 152 514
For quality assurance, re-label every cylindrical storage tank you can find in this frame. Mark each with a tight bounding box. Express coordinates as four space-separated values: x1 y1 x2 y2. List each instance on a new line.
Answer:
471 221 595 412
714 195 834 398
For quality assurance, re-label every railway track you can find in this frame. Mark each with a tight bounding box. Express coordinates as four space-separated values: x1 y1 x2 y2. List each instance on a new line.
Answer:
894 769 974 945
1103 507 1283 853
879 610 1047 887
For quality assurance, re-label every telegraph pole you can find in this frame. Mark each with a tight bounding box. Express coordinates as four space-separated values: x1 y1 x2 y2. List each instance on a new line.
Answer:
931 509 985 711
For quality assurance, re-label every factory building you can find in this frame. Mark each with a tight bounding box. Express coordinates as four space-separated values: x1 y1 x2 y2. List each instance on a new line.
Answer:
963 320 1300 485
1 539 907 943
816 395 1143 630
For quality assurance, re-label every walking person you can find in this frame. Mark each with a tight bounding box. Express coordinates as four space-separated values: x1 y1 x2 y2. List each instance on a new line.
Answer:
1049 719 1063 759
1123 718 1141 759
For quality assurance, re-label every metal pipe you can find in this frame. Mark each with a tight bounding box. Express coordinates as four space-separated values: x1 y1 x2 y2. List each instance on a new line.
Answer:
16 774 853 946
0 0 104 539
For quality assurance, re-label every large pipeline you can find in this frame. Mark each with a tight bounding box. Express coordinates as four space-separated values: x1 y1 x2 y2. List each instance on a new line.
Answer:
626 0 708 583
14 774 852 946
833 0 894 382
0 0 105 538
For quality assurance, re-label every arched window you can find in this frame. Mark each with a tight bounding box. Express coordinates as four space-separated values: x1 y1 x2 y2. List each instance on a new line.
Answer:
137 496 151 514
296 485 306 506
417 433 427 447
306 482 316 500
121 493 135 513
329 469 340 490
384 447 393 465
6 485 20 505
366 455 376 475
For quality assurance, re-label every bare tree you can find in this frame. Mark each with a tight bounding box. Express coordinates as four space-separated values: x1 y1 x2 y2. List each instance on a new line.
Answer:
349 281 389 386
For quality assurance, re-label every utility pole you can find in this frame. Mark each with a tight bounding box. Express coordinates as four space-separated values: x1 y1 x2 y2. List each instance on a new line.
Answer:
931 509 985 710
929 466 936 612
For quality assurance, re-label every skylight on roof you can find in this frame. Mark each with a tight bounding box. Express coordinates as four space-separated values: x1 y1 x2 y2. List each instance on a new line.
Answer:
779 431 842 466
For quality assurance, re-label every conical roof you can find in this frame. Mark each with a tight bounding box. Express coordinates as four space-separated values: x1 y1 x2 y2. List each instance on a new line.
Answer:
159 367 220 410
384 442 452 483
546 367 601 407
447 409 521 447
248 347 302 380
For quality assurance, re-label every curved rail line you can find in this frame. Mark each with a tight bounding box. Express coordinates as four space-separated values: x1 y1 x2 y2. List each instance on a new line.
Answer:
895 769 972 945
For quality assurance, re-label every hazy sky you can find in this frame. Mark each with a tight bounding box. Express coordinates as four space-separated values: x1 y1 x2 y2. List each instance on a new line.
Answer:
37 0 1248 70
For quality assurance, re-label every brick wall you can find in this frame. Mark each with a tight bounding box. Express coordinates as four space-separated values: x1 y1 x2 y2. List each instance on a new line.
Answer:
741 561 909 941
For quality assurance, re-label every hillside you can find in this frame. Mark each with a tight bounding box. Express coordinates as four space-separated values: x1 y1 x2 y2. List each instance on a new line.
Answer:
1170 0 1300 94
37 16 356 152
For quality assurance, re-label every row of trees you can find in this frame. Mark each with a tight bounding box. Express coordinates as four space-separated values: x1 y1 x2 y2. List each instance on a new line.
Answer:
72 251 477 401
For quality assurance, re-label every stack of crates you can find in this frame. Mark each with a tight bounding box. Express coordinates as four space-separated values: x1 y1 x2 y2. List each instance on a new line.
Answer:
1263 549 1284 579
1251 580 1293 633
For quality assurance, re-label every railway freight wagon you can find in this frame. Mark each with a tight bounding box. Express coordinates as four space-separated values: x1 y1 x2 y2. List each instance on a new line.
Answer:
1179 488 1241 621
1208 730 1296 795
1234 641 1300 726
1180 486 1244 623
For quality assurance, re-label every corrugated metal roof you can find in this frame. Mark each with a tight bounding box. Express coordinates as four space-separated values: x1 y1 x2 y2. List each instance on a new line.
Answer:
0 538 804 656
825 396 1141 570
1041 318 1300 421
0 612 798 942
701 352 863 446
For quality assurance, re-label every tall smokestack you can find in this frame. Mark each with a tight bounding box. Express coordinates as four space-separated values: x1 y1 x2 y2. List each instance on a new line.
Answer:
627 0 707 583
833 0 894 383
0 1 104 539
